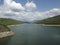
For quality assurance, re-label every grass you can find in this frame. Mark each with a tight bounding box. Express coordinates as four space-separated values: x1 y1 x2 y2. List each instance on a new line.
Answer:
34 15 60 25
0 18 24 32
0 24 10 32
0 18 23 25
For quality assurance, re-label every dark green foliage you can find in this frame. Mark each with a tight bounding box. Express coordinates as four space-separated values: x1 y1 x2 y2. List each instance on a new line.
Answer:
34 15 60 24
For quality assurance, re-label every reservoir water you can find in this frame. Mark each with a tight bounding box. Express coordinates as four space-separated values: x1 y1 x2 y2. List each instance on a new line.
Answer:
0 24 60 45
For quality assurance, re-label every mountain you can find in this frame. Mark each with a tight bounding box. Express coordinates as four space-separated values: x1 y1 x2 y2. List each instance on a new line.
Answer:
34 15 60 25
0 18 23 25
0 17 24 34
0 19 15 38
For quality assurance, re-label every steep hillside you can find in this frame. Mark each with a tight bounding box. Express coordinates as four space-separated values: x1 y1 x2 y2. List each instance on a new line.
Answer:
0 18 23 25
0 18 22 38
34 15 60 25
0 24 10 32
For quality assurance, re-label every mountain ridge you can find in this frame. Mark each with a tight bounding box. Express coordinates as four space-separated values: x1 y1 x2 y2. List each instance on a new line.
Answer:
34 15 60 25
0 18 23 25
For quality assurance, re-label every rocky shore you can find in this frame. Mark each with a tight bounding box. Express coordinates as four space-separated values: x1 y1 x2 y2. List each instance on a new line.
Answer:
0 24 14 38
0 31 14 38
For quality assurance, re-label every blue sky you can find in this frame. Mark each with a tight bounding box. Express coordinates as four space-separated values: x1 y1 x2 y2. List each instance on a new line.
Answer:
14 0 60 11
0 0 60 22
0 0 60 11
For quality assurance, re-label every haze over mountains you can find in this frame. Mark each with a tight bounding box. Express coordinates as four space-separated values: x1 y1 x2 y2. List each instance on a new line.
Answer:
0 0 60 22
34 15 60 24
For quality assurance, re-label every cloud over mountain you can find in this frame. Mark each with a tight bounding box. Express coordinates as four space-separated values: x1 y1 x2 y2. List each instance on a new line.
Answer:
0 0 60 22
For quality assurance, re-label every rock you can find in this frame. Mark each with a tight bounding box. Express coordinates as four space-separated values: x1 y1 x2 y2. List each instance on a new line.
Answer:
0 31 14 38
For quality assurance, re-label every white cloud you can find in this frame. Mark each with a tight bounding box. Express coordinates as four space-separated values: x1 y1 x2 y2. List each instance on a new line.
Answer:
4 0 25 11
0 0 60 22
25 1 36 11
44 8 60 17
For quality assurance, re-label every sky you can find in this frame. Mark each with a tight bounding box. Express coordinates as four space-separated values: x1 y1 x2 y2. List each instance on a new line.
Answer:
14 0 60 11
0 0 60 22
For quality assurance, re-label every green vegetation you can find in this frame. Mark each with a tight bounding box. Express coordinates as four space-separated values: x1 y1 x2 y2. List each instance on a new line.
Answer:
0 24 10 32
0 18 23 32
0 18 23 25
34 15 60 25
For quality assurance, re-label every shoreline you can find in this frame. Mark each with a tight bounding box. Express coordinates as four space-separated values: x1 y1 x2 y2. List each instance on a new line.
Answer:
7 23 60 27
41 24 60 26
8 24 22 27
0 31 14 38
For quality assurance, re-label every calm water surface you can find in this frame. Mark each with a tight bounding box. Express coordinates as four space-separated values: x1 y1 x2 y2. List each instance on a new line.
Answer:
0 24 60 45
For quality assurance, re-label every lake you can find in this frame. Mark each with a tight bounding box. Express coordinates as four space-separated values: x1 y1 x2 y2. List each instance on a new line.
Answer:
0 24 60 45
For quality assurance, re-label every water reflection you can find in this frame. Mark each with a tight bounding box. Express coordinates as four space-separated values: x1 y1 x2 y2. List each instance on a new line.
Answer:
0 36 13 45
0 24 60 45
